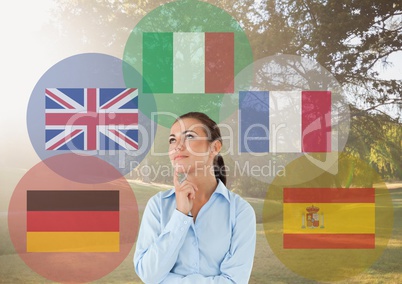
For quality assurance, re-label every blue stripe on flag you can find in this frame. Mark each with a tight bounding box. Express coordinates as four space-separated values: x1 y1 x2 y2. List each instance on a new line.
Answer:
45 97 63 109
121 129 138 142
45 129 63 141
99 133 125 150
58 132 84 150
99 130 138 150
120 94 138 109
57 88 85 105
239 91 269 153
99 88 126 105
99 88 138 109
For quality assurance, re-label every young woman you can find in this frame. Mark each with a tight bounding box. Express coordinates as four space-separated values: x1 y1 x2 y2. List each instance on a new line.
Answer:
134 112 256 283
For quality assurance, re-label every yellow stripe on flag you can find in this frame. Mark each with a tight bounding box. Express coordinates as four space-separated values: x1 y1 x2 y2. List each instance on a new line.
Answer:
283 203 375 234
27 232 120 252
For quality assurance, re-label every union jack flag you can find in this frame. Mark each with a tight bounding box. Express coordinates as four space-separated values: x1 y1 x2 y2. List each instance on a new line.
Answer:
45 88 139 151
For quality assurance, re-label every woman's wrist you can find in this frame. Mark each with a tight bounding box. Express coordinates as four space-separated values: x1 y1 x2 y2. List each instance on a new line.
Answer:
176 208 192 217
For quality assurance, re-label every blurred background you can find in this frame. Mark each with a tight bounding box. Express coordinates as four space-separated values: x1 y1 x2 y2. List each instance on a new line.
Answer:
0 0 401 283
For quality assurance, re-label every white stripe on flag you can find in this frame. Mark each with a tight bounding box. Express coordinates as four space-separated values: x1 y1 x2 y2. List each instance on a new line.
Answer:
99 89 138 112
269 91 302 152
331 105 338 152
173 32 205 93
98 126 138 150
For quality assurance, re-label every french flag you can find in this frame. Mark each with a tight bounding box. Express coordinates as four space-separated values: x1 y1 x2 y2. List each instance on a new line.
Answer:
239 91 332 153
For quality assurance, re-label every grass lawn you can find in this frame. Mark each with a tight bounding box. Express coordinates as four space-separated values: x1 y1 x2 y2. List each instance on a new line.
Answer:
0 178 401 283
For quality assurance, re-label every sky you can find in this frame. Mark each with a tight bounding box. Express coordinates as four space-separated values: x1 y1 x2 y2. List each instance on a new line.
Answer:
1 1 58 169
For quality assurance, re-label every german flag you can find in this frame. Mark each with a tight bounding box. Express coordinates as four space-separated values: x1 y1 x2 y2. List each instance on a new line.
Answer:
26 190 119 252
283 188 375 249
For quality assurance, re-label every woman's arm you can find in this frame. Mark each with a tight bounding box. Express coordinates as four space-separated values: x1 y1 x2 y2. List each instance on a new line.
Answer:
134 195 192 283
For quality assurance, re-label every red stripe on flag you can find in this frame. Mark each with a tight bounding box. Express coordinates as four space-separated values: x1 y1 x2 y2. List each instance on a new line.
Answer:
45 89 75 109
27 211 119 232
283 188 375 203
205 32 234 93
101 88 136 109
108 129 138 149
86 88 97 112
45 113 138 125
87 88 98 150
302 91 331 152
283 233 375 249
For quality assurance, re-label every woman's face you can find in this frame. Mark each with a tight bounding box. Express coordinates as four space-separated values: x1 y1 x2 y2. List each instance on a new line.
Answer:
169 117 213 174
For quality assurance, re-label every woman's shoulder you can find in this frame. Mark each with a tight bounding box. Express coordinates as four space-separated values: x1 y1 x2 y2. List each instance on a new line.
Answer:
218 182 254 216
223 187 256 226
228 190 254 211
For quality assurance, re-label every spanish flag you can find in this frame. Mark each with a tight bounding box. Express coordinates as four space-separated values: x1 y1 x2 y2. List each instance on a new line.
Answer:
283 188 375 249
26 190 119 252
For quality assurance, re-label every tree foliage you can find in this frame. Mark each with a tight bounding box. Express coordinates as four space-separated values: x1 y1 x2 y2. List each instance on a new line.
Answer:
46 0 402 184
227 0 402 118
347 107 402 180
49 0 402 115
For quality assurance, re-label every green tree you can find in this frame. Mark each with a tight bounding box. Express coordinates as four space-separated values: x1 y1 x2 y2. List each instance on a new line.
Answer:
347 108 402 180
237 0 402 117
46 0 402 183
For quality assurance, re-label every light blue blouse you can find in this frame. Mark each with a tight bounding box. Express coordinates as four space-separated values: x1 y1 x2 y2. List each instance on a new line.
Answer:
134 180 256 283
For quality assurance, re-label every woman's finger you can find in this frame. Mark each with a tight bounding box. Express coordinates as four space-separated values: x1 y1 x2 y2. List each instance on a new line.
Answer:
180 180 198 192
178 184 195 199
173 171 180 189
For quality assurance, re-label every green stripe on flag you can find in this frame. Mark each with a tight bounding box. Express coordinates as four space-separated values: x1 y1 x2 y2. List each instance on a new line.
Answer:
143 32 173 93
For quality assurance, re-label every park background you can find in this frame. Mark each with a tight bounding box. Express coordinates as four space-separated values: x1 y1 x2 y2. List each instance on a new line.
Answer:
0 0 401 283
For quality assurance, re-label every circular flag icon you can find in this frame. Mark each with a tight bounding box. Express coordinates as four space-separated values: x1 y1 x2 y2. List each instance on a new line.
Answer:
219 54 351 185
8 154 138 283
123 0 254 127
27 53 157 181
263 153 394 282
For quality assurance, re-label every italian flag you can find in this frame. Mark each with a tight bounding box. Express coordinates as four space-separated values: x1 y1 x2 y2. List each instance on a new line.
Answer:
143 32 234 94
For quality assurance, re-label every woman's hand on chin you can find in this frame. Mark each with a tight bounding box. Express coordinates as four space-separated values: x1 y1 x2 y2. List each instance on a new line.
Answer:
174 171 198 215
